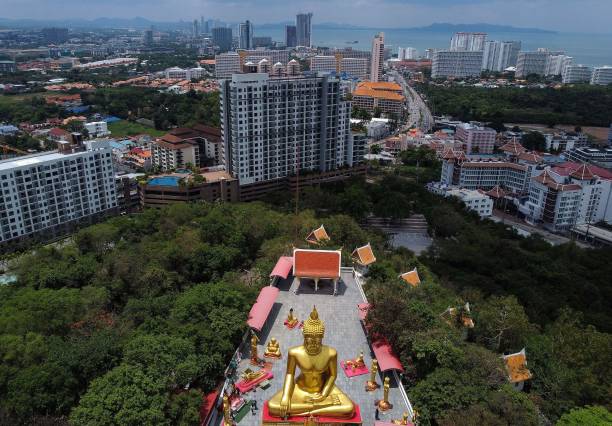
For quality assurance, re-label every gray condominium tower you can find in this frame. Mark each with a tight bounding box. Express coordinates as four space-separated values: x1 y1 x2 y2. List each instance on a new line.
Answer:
220 73 364 186
212 27 233 52
285 25 297 48
296 12 313 47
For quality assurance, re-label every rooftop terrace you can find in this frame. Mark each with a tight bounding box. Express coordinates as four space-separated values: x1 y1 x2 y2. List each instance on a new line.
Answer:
210 270 412 425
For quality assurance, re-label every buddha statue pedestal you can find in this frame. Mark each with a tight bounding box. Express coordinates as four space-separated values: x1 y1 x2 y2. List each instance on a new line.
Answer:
262 402 362 425
264 307 361 425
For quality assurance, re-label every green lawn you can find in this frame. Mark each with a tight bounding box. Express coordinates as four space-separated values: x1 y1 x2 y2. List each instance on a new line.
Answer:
108 121 165 138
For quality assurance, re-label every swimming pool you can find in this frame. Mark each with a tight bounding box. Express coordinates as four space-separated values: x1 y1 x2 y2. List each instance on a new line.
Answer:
148 176 181 187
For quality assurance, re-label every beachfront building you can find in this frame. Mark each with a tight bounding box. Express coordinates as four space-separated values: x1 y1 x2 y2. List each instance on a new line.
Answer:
590 66 612 85
516 51 549 78
431 50 484 79
370 33 385 82
450 32 486 51
562 64 592 84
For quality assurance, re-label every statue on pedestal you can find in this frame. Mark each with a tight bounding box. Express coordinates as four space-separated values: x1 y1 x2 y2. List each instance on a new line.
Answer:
264 337 282 358
392 412 410 425
365 359 380 391
377 376 393 411
286 308 299 328
267 307 356 418
222 395 234 426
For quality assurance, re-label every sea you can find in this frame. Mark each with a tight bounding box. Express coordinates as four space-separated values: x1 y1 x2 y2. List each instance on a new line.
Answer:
259 26 612 67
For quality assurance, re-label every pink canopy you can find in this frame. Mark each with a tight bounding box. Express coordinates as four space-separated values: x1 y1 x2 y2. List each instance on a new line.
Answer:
357 303 371 321
372 338 404 372
270 256 293 279
246 286 280 332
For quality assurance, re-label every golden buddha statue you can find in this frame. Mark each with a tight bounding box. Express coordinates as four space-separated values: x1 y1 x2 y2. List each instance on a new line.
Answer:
392 412 410 425
222 395 233 425
265 337 282 358
377 376 393 411
267 307 355 419
250 333 260 365
286 308 299 328
365 359 380 391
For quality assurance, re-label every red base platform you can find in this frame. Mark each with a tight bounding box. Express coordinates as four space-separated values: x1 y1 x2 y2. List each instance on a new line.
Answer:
340 361 369 377
235 371 273 393
262 401 362 425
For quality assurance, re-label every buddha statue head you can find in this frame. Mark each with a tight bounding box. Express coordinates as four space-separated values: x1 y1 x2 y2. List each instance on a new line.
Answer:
303 306 325 355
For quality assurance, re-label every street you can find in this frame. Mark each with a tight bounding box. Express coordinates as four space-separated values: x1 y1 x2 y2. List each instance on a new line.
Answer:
390 70 433 132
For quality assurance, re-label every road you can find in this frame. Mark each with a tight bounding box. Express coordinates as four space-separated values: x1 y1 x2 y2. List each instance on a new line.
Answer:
390 70 433 133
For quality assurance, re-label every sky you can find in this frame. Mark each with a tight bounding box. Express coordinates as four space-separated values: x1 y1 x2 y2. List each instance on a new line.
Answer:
3 0 612 33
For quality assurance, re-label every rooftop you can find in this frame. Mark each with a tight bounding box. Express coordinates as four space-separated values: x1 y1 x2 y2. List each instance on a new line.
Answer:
212 271 412 425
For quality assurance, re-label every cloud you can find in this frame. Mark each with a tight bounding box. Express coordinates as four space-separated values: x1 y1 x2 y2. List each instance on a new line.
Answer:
2 0 612 33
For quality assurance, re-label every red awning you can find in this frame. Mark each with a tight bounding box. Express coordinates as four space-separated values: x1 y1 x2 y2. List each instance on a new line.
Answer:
199 389 219 426
270 256 293 279
246 286 280 332
357 303 371 321
372 338 404 372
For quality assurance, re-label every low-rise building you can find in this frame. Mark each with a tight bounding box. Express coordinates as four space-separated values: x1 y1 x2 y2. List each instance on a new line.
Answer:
566 146 612 169
352 81 404 117
444 186 494 217
455 123 496 154
545 131 588 152
590 66 612 85
84 121 110 138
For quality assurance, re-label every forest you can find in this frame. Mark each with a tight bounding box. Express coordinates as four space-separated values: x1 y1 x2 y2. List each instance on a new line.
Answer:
419 83 612 127
0 168 610 425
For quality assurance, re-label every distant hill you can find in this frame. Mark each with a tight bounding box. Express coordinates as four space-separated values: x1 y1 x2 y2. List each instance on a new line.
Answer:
414 22 556 34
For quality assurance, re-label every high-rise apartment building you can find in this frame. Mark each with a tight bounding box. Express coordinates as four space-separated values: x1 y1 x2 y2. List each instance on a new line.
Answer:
143 29 154 46
398 47 418 60
215 52 241 78
516 51 550 78
41 27 69 44
309 55 369 80
285 25 297 48
370 32 385 82
562 64 592 84
431 50 483 79
590 66 612 85
212 27 233 52
545 54 573 76
220 73 364 186
192 19 200 38
310 55 339 73
450 32 487 51
239 20 254 49
482 41 501 71
296 13 313 47
0 148 117 244
481 40 520 71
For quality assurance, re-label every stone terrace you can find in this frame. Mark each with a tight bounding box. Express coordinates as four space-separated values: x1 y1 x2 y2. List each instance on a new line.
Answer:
212 270 412 425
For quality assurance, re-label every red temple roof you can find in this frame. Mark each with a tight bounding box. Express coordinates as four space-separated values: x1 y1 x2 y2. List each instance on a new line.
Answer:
270 256 293 279
372 338 404 372
293 249 341 279
246 286 280 332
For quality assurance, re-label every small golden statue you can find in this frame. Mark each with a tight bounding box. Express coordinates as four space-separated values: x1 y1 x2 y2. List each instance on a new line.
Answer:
346 350 366 371
264 337 282 358
365 359 380 391
286 308 299 328
250 333 260 365
241 368 265 382
377 376 393 411
222 395 234 425
392 412 410 425
267 306 355 418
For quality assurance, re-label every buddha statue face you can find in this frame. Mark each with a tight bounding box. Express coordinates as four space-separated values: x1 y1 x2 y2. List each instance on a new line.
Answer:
303 307 325 355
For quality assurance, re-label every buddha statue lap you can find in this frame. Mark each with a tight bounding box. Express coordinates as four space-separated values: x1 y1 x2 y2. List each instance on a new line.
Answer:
267 307 356 418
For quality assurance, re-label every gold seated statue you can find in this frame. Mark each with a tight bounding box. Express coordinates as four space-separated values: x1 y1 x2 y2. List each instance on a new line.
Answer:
286 308 299 327
265 337 282 358
345 351 365 370
268 307 355 418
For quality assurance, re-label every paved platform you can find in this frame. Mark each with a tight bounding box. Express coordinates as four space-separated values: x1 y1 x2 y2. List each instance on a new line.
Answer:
213 271 411 425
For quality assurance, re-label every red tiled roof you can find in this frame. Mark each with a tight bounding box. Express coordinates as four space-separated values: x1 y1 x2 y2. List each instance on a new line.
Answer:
372 338 404 372
200 389 219 426
485 185 507 199
293 249 341 279
517 152 543 163
555 161 612 180
569 163 595 180
532 170 582 191
48 127 70 137
246 286 280 332
500 140 526 155
270 256 293 279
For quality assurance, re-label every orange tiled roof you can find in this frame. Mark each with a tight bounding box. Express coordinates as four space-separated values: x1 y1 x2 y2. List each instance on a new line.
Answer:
517 152 543 163
503 349 533 383
569 164 595 180
293 249 341 279
400 268 421 287
500 140 526 155
306 225 330 244
353 86 405 102
352 243 376 266
357 81 403 91
533 170 582 191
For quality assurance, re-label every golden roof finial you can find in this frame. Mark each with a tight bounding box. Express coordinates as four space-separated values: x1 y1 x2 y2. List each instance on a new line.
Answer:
303 306 325 336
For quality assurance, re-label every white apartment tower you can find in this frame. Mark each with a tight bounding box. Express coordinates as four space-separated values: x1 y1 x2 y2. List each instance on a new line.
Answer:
0 148 117 244
562 64 592 84
545 54 573 76
482 41 521 71
450 32 487 51
239 20 254 50
590 66 612 85
432 50 484 79
516 51 550 78
220 73 364 186
370 32 385 82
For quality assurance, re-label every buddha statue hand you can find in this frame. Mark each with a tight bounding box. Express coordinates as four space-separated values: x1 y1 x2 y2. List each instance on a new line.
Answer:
280 396 291 418
306 392 325 403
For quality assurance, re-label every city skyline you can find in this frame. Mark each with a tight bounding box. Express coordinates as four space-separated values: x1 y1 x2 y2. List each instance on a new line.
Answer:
2 0 612 33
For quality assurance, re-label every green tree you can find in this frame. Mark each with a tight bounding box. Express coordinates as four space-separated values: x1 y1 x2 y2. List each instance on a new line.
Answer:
556 406 612 426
